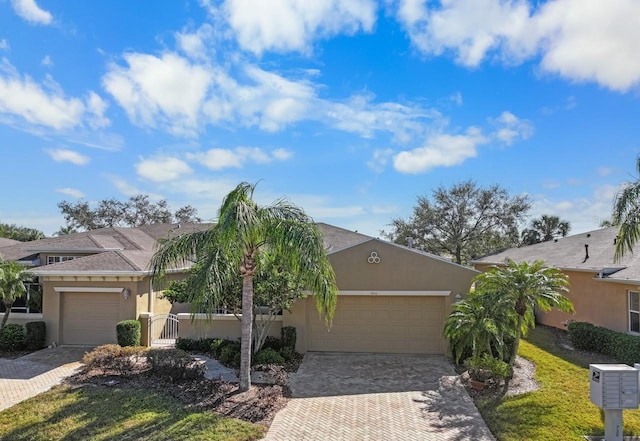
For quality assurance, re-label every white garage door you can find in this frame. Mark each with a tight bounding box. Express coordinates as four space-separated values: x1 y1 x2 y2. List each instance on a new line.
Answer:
307 295 445 354
62 292 120 345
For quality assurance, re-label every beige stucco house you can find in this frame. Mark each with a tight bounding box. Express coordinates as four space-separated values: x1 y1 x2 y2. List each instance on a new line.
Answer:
472 226 640 335
0 223 478 355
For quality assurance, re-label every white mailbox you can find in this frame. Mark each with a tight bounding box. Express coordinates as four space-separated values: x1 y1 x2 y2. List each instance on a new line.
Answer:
590 364 639 409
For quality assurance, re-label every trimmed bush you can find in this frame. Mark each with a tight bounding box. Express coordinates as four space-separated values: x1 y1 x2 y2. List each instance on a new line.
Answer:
116 320 141 347
254 347 285 365
278 346 296 362
262 336 282 351
175 337 217 353
209 339 226 357
568 321 640 365
0 324 25 351
281 326 296 349
146 348 205 381
24 321 46 350
82 344 147 375
219 342 241 367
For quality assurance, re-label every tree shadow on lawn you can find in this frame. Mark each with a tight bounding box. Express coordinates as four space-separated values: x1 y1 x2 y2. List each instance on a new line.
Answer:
0 385 263 441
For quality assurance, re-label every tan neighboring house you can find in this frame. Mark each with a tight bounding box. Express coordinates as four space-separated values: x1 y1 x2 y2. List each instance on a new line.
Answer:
0 223 477 355
472 226 640 335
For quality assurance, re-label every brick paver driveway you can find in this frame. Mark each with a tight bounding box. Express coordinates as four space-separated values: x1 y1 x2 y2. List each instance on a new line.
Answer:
0 346 89 412
263 353 495 441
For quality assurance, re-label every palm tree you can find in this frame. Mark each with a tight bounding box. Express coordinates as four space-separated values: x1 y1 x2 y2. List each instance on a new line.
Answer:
474 259 572 366
444 290 515 364
521 215 570 245
0 259 33 329
150 182 338 391
613 157 640 261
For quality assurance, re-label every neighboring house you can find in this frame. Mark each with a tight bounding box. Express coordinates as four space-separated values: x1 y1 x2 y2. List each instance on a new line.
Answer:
472 226 640 335
0 223 477 355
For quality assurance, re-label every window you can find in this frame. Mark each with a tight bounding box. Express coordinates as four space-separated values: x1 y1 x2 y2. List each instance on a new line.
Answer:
46 256 77 265
630 291 640 333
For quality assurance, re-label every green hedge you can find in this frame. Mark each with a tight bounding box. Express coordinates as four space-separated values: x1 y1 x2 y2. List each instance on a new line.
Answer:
568 321 640 365
0 324 25 351
116 320 141 347
25 321 46 350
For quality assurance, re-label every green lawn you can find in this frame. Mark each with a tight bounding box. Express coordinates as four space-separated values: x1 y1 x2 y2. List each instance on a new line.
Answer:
476 326 640 440
0 385 264 441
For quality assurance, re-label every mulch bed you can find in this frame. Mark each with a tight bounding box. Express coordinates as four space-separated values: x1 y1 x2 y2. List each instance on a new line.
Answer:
66 364 290 427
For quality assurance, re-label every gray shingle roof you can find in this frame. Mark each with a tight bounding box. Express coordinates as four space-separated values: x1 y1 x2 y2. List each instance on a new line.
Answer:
316 223 372 253
472 226 640 282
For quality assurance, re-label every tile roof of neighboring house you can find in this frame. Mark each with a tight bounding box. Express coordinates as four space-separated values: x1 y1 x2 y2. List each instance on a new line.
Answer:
0 237 20 248
472 226 640 283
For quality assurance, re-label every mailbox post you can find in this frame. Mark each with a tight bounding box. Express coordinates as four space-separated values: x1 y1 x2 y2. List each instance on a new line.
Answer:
590 364 639 441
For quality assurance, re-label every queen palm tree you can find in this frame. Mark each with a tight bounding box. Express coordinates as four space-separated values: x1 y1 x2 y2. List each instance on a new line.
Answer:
0 259 33 329
521 215 570 245
613 156 640 261
150 182 338 391
474 259 572 367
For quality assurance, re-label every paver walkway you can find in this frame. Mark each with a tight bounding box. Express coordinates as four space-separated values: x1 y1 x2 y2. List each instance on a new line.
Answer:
0 346 89 412
263 352 495 441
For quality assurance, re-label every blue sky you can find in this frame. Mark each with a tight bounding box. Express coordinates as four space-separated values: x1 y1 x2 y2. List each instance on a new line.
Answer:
1 0 639 237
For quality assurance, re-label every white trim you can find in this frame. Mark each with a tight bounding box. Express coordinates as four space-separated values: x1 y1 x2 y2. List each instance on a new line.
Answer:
53 287 125 293
338 290 451 296
34 270 145 276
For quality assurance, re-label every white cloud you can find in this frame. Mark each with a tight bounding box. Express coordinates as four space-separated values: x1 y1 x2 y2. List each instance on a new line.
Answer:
0 59 85 130
45 148 90 165
0 40 9 51
102 53 213 136
393 126 487 173
491 111 533 145
85 92 110 129
187 146 292 170
135 156 193 182
56 187 85 198
396 0 640 92
221 0 377 54
105 175 164 199
11 0 52 25
41 55 53 67
176 24 214 60
367 148 394 173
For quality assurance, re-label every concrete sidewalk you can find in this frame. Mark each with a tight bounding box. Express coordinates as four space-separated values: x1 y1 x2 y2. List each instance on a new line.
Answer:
0 346 89 412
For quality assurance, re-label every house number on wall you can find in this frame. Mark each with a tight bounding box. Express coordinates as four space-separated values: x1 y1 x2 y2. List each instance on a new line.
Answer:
368 251 380 264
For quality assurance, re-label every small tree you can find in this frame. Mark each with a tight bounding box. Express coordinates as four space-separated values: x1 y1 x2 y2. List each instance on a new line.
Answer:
474 259 572 367
0 259 33 329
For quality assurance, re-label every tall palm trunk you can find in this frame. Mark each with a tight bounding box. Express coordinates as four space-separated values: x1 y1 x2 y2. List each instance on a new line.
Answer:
0 301 12 329
240 275 254 391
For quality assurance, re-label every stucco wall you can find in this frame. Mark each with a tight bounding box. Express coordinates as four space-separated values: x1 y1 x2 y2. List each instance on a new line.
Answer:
473 264 635 334
178 313 283 341
0 313 44 328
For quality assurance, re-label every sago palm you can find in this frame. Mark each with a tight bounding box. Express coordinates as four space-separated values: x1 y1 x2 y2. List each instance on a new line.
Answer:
150 182 338 391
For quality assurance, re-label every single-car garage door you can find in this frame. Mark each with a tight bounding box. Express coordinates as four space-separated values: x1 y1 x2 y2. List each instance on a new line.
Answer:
307 295 445 354
62 292 120 345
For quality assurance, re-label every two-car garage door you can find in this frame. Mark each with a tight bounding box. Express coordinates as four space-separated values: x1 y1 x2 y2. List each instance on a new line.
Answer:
307 295 445 354
62 292 120 345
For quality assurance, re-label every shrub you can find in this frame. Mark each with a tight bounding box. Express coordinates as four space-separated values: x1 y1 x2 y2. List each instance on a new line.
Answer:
466 353 511 382
568 321 640 365
0 324 25 351
262 336 282 351
82 344 147 375
175 337 195 351
210 339 226 356
281 326 296 349
278 346 296 362
219 343 241 367
24 321 46 350
175 337 217 353
116 320 141 347
254 347 285 365
146 348 205 381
